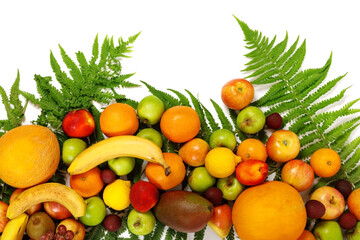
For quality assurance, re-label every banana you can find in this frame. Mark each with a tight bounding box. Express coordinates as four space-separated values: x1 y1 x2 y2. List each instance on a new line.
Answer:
6 182 86 220
1 213 28 240
67 135 171 176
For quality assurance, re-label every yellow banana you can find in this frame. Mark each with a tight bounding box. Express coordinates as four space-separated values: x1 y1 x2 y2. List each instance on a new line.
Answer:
1 213 28 240
67 135 171 176
6 182 86 220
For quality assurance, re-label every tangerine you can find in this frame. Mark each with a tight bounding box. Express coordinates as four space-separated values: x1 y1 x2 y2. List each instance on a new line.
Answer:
236 138 267 162
160 106 200 143
310 148 341 178
70 167 104 198
145 152 186 190
100 103 139 137
297 230 315 240
232 181 307 240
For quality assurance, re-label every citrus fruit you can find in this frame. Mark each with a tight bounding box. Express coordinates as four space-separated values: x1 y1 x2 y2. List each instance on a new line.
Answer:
236 138 267 162
310 148 341 177
297 229 316 240
0 125 60 188
160 106 200 143
70 167 104 198
205 147 241 178
232 181 307 240
178 138 210 167
103 179 131 211
100 103 139 137
145 152 186 190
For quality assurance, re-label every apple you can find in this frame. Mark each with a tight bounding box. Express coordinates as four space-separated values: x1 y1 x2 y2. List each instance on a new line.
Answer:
310 186 345 220
216 174 244 201
313 220 343 240
0 200 8 233
10 188 42 215
62 138 87 165
57 218 85 240
137 95 165 125
178 138 210 167
79 196 107 226
108 157 136 176
208 204 232 239
62 109 95 138
235 159 268 186
136 128 163 148
188 167 216 193
236 106 266 134
127 209 156 236
209 129 237 151
347 222 360 240
281 159 314 192
221 78 254 110
266 130 300 162
44 201 71 220
130 180 159 212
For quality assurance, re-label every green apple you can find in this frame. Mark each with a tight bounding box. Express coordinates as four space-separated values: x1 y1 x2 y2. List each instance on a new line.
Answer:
236 106 265 134
127 209 156 236
313 221 343 240
62 138 87 165
136 128 163 148
188 167 216 192
108 157 136 176
79 197 106 226
216 174 244 200
137 95 165 125
348 222 360 240
209 129 237 151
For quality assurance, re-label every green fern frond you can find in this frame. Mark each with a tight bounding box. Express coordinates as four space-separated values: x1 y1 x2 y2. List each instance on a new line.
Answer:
210 99 234 131
167 89 191 106
164 228 176 240
141 81 180 109
194 226 206 240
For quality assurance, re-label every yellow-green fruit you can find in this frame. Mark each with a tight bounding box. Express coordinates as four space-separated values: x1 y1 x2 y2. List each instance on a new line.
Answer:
103 179 131 211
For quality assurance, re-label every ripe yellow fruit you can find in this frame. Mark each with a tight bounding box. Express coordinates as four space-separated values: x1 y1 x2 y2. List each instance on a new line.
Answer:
205 147 241 178
103 179 131 211
0 125 60 188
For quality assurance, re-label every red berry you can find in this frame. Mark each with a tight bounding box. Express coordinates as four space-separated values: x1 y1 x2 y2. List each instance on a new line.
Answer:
339 212 357 230
335 180 353 199
57 225 67 235
204 187 223 206
102 214 122 232
64 230 75 240
305 200 326 219
101 169 116 184
266 113 283 129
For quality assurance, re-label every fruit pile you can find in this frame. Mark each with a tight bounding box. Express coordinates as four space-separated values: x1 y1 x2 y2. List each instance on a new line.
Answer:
0 77 359 240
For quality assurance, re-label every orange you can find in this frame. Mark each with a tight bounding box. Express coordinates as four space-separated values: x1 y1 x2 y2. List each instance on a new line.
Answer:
310 148 341 178
0 125 60 188
160 106 201 143
232 181 307 240
145 152 186 190
100 103 139 137
178 138 210 167
297 230 315 240
70 167 104 197
236 138 267 162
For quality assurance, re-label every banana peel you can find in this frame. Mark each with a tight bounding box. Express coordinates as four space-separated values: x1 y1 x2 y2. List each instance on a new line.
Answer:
1 213 28 240
6 182 86 220
67 135 171 176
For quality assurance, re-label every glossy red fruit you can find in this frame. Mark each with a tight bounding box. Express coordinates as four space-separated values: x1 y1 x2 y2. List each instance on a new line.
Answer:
338 212 357 230
62 109 95 138
335 180 353 199
204 187 223 206
102 214 122 232
305 200 326 219
266 113 283 130
44 202 71 220
100 169 116 184
208 204 232 239
235 160 268 186
130 180 159 212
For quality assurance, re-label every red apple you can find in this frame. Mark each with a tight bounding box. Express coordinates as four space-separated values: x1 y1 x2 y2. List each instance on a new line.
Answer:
10 188 42 215
0 200 9 233
266 130 300 162
62 109 95 138
44 201 72 220
281 159 314 192
221 78 254 110
208 204 232 239
130 180 159 212
57 218 85 240
310 186 345 220
235 159 268 186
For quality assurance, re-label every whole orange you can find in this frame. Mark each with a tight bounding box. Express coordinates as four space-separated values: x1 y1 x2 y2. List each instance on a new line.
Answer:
70 167 104 198
232 181 307 240
145 152 186 190
160 106 200 143
310 148 341 178
100 103 139 137
0 125 60 188
236 138 267 162
297 230 315 240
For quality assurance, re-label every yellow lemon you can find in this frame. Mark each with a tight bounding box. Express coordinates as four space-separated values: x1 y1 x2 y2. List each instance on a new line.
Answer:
103 179 131 211
205 147 241 178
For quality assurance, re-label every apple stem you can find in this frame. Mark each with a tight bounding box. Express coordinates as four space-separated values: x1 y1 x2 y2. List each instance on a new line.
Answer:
308 219 317 232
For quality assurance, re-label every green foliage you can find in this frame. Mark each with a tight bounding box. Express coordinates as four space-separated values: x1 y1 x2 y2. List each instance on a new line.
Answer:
235 16 360 189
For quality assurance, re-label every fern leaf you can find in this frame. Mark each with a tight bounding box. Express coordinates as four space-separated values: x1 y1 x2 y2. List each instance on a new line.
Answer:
210 99 234 131
167 89 191 106
141 81 180 109
90 34 99 64
164 228 176 240
194 226 206 240
201 102 220 131
343 145 360 173
59 44 84 86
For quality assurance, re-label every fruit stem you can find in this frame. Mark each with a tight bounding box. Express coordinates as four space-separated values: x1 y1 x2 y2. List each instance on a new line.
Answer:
164 166 171 176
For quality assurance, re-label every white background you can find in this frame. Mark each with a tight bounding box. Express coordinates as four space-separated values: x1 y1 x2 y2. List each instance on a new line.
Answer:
1 1 360 239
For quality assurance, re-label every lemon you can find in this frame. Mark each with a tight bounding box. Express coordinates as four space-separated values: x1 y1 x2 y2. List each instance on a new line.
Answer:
103 179 131 211
205 147 241 178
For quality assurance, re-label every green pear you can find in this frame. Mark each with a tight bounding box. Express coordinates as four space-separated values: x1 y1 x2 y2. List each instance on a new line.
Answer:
313 221 343 240
348 222 360 240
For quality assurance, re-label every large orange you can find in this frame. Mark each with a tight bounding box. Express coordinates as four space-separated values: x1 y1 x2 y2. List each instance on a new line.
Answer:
232 181 307 240
70 167 104 198
0 125 60 188
160 106 200 143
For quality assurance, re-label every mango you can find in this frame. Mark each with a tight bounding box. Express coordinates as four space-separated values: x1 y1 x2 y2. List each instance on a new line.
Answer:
154 190 213 233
